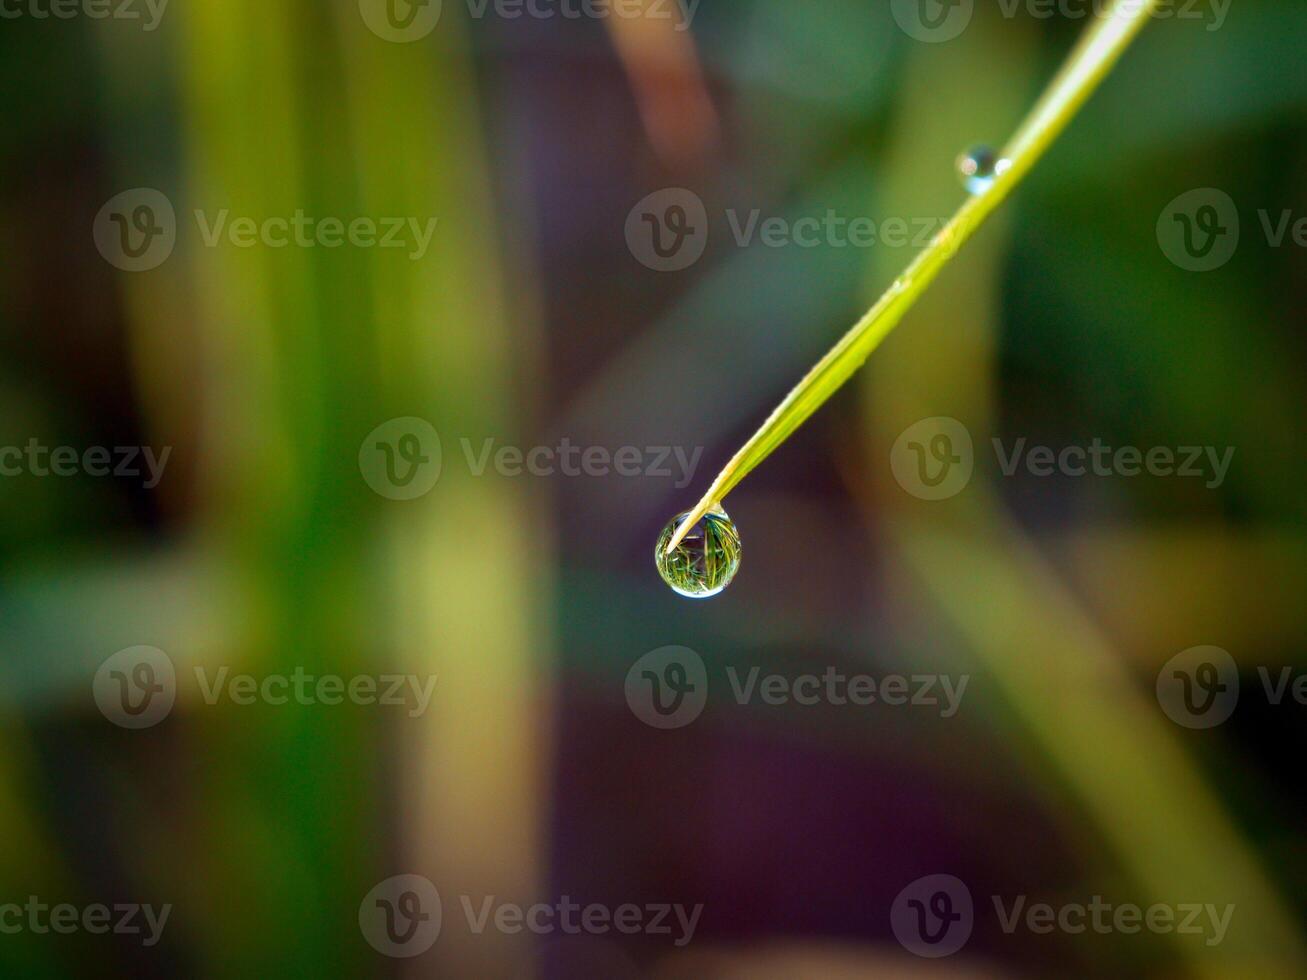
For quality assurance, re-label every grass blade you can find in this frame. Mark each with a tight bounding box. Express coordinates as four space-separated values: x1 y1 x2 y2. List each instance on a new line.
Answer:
665 0 1161 553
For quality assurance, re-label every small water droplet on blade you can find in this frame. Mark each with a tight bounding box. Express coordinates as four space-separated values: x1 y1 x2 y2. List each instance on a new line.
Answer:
655 506 741 599
956 145 1009 194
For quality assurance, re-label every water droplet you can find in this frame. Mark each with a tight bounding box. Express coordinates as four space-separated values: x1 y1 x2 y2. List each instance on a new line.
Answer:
655 506 741 599
956 145 1010 194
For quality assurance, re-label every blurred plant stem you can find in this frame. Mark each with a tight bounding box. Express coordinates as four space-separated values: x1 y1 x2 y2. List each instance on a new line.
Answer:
604 0 720 170
174 0 549 974
859 12 1306 976
892 502 1306 977
332 4 553 975
177 2 376 974
666 0 1162 553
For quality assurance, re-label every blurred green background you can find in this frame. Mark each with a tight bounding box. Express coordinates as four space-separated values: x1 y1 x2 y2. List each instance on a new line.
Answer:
0 0 1304 976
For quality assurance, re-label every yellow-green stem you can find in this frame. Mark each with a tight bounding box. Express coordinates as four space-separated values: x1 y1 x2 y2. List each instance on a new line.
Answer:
666 0 1160 554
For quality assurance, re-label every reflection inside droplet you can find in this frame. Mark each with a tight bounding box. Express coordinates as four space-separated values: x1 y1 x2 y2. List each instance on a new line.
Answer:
956 145 1010 194
655 506 742 599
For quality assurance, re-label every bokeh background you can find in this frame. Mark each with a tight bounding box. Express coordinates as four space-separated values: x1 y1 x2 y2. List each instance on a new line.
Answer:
1 0 1305 976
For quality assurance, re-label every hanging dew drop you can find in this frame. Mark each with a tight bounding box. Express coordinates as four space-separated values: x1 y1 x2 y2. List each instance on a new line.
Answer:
956 145 997 193
956 145 1010 194
655 506 741 599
